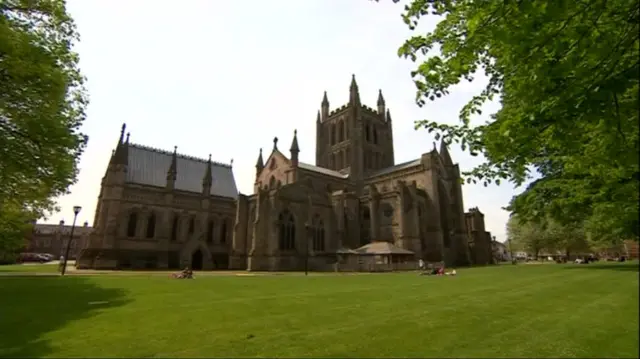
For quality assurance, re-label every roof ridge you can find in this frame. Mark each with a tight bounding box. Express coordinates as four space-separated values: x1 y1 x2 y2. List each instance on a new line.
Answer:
130 143 232 168
298 162 349 178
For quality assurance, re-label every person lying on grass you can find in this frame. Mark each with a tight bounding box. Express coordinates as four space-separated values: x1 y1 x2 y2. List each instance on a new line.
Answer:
419 264 456 276
171 267 194 279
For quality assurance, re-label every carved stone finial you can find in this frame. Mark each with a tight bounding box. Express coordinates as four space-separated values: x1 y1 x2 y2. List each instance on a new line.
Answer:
273 137 278 149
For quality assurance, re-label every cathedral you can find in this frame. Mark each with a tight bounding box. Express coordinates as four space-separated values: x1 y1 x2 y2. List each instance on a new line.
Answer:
77 75 493 271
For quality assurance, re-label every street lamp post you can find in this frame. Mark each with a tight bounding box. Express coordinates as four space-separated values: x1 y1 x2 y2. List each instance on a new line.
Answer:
304 223 311 276
61 206 82 276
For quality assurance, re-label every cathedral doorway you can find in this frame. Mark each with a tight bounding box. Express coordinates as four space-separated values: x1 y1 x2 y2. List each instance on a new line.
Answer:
191 249 203 270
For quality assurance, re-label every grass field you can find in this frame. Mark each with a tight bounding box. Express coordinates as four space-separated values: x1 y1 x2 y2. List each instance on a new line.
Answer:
0 263 60 273
0 262 638 358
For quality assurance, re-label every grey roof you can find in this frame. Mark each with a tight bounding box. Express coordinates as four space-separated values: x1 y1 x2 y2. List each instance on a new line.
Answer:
367 159 422 178
336 247 358 254
298 162 349 179
354 241 415 255
126 144 238 198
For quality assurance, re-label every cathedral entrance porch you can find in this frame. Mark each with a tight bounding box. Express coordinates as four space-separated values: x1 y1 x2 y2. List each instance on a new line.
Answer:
180 240 214 270
191 249 203 270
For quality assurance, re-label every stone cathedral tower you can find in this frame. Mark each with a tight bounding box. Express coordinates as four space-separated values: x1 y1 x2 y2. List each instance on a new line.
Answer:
315 75 395 186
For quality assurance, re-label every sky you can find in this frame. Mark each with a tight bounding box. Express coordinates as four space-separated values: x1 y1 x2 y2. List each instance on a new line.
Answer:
44 0 520 242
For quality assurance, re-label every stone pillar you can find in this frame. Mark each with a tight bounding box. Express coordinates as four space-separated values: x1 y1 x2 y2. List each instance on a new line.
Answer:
332 191 345 248
247 191 266 271
230 194 248 269
368 188 380 241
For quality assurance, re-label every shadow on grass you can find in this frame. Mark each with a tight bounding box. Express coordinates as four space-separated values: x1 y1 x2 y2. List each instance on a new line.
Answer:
561 262 639 272
0 276 129 358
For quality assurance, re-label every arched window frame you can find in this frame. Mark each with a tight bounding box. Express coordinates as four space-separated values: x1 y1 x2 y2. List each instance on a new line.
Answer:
170 214 179 241
127 212 138 238
312 215 325 252
220 218 230 243
146 212 156 239
278 210 296 251
330 124 337 145
206 218 215 243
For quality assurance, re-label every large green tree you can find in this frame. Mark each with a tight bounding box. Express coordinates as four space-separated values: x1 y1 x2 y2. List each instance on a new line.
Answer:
506 215 550 259
384 0 639 242
507 215 591 259
0 0 88 260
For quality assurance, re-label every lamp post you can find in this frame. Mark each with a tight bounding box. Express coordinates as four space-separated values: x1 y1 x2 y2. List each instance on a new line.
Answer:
304 194 313 276
61 206 81 276
304 223 311 276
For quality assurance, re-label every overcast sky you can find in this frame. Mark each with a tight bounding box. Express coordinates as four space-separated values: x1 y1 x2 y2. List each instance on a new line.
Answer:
45 0 522 242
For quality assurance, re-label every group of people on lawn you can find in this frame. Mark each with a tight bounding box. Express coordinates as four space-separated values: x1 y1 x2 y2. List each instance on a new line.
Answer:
173 259 455 278
418 259 457 276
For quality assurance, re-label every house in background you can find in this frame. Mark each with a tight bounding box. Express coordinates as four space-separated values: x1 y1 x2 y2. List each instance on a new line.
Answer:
491 239 510 262
26 221 92 260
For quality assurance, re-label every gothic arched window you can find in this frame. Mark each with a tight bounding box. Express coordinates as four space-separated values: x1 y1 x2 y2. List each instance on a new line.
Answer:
365 124 370 142
220 218 229 243
127 212 137 238
207 219 215 243
312 215 325 252
338 121 344 143
188 217 195 234
269 176 276 189
330 124 337 145
146 213 156 238
171 214 179 241
373 128 378 144
278 210 296 250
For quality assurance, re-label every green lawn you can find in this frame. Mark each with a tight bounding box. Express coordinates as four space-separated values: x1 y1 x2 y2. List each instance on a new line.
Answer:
0 263 60 273
0 263 638 358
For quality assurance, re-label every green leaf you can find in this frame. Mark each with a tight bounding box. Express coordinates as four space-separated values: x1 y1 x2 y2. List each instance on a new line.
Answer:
388 0 639 243
0 2 89 247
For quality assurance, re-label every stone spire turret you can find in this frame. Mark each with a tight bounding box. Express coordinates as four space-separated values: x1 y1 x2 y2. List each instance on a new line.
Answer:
377 89 385 116
202 154 212 195
439 140 453 167
166 146 178 190
349 74 360 106
255 148 264 177
290 129 300 167
321 91 329 121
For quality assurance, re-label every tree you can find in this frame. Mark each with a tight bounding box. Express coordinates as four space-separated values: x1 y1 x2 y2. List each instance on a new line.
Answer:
382 0 639 242
507 215 592 259
0 1 88 259
543 219 590 259
506 215 550 259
